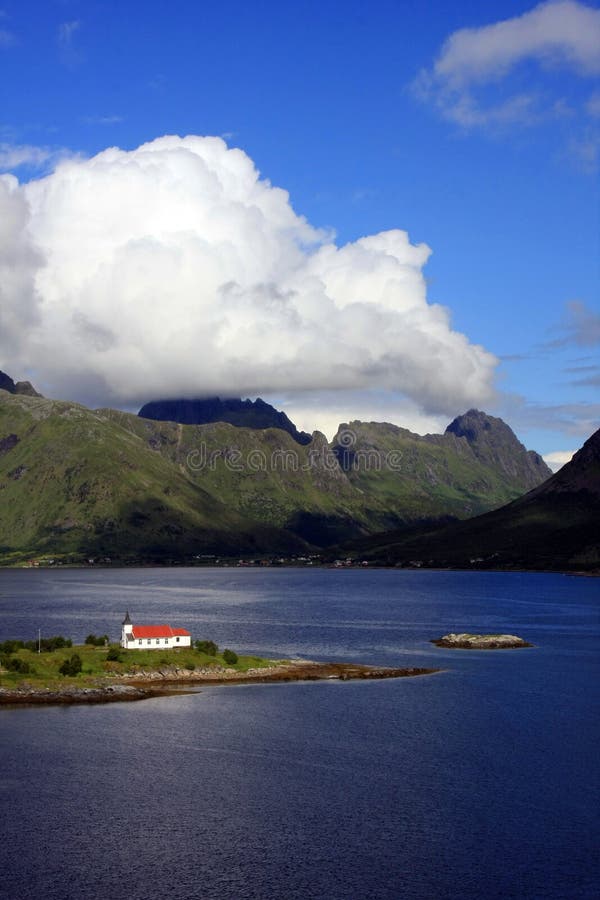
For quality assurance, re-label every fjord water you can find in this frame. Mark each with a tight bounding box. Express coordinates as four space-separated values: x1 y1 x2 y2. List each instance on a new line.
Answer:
1 569 598 900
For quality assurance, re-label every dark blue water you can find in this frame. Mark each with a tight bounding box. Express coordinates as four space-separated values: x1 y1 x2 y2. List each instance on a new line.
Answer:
0 568 598 900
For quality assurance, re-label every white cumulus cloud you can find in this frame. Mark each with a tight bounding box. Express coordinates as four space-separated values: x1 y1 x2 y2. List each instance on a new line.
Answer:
0 174 44 350
270 390 450 442
0 134 498 417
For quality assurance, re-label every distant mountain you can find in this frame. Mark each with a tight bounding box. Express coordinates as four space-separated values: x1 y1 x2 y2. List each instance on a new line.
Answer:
331 410 552 526
0 392 313 563
0 370 41 398
444 409 550 487
139 396 312 445
342 427 600 572
0 387 554 564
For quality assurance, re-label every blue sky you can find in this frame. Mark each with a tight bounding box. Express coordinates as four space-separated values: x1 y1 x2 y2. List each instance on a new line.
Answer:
0 0 598 463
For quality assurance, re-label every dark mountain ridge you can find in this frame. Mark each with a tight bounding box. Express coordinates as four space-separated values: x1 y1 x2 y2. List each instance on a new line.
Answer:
138 396 312 445
342 427 600 572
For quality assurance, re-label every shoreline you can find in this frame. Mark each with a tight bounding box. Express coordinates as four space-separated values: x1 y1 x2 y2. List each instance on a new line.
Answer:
0 660 441 707
1 562 597 577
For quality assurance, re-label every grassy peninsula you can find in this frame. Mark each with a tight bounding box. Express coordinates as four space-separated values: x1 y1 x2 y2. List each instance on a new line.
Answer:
0 640 278 689
0 638 439 705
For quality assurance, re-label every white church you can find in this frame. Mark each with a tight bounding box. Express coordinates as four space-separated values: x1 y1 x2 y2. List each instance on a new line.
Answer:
120 611 192 650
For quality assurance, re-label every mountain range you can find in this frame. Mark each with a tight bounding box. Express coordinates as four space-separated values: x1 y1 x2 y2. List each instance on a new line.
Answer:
330 409 549 527
2 370 592 570
341 427 600 572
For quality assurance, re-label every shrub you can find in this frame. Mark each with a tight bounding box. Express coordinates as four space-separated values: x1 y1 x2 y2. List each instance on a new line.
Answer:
85 634 109 646
0 655 32 674
0 640 25 654
103 661 120 673
106 647 121 662
195 639 218 656
46 636 72 651
59 653 82 676
24 635 73 653
222 649 238 666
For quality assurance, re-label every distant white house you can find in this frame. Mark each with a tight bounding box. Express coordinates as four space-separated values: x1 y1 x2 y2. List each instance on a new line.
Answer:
120 611 192 650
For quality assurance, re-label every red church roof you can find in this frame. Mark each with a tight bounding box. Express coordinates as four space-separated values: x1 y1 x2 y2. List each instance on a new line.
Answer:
131 624 191 639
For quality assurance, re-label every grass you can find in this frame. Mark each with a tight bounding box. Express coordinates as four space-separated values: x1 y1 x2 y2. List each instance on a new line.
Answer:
0 643 282 689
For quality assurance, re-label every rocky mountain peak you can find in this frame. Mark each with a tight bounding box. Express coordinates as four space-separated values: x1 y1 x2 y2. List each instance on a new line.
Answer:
0 370 42 398
446 409 511 444
445 408 552 486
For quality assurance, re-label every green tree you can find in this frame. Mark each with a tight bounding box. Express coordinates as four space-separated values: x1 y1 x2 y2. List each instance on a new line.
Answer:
0 640 25 654
222 648 238 666
0 655 31 674
85 634 108 646
195 639 218 656
25 635 73 652
59 653 82 676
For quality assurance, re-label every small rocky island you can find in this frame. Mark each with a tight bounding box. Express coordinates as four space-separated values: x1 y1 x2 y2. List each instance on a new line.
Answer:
431 633 533 649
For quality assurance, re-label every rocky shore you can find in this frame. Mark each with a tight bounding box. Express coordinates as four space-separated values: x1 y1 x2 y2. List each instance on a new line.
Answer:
431 633 533 649
0 683 154 705
0 660 440 706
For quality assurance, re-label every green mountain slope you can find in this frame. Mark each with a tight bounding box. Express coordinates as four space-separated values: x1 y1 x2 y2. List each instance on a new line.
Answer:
0 386 553 563
0 392 310 561
341 427 600 572
101 406 367 544
331 411 551 525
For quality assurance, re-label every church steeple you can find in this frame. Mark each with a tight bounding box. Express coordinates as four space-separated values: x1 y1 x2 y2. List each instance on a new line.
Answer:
121 611 133 649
